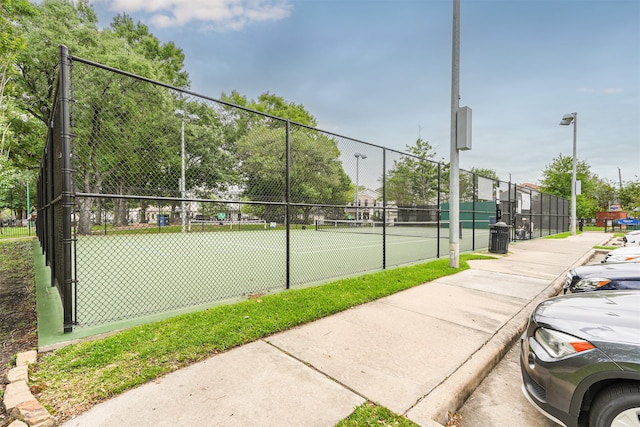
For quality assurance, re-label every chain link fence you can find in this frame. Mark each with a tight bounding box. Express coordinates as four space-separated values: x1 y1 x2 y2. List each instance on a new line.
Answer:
38 46 569 332
0 178 35 239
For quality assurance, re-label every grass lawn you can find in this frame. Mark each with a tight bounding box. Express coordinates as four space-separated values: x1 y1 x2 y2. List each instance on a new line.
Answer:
544 231 618 252
30 252 493 424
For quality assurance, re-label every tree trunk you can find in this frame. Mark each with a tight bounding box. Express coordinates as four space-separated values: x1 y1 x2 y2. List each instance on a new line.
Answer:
113 197 129 227
140 200 148 223
77 197 94 235
94 199 103 225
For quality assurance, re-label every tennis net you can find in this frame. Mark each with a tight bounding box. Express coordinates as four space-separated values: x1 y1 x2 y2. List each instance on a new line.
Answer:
314 219 442 238
188 219 268 232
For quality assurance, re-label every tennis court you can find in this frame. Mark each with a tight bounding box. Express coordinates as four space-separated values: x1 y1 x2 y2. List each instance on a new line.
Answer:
70 224 488 329
36 50 569 340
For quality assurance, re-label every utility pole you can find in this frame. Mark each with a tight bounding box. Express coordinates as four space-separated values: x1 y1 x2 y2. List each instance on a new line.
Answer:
449 0 461 268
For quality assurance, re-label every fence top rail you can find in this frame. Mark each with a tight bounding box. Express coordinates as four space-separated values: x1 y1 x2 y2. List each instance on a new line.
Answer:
67 51 386 150
67 48 471 167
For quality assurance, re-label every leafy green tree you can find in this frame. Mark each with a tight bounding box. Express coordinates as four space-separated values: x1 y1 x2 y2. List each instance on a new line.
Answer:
386 138 440 206
221 90 317 128
218 90 318 155
540 154 599 220
14 0 101 125
236 125 351 223
13 0 194 232
0 0 35 103
109 14 189 87
246 92 317 127
0 0 36 173
589 178 617 214
472 167 499 181
0 0 34 60
619 180 640 213
182 104 239 197
540 155 591 198
457 167 500 202
219 91 349 223
0 0 37 215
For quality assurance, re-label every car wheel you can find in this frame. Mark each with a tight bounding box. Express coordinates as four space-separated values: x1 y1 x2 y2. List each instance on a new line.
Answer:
589 383 640 427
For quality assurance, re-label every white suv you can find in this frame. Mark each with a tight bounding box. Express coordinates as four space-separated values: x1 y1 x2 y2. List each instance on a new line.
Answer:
623 230 640 246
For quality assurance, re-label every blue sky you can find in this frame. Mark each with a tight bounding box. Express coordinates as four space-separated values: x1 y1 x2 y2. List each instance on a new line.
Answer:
90 0 639 187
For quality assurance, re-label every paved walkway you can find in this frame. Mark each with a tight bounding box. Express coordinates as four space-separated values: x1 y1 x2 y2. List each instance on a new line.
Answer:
62 233 610 427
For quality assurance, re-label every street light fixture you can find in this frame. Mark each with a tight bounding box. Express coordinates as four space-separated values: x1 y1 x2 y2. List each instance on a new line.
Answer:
559 112 577 236
175 109 200 233
354 152 367 221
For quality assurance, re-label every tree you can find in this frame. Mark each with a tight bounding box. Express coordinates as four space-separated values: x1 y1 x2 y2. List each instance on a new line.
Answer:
0 0 37 218
235 125 351 223
218 90 317 152
246 92 317 127
0 0 35 105
385 138 440 206
472 167 499 181
539 154 596 219
455 167 500 202
14 0 101 126
178 103 238 196
0 0 36 175
218 91 349 223
619 180 640 213
589 178 617 213
109 14 189 87
14 1 193 233
221 90 317 128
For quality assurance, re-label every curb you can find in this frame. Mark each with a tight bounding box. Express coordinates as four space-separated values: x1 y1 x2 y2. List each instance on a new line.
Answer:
2 351 54 427
408 241 601 426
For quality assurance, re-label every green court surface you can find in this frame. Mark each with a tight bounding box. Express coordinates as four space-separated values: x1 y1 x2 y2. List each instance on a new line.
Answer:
36 227 489 349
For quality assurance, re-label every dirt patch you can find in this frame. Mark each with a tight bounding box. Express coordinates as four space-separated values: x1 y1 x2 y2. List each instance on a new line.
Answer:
0 240 38 427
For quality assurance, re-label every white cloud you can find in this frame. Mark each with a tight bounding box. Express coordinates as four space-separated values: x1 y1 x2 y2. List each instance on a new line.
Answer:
97 0 292 30
602 88 623 94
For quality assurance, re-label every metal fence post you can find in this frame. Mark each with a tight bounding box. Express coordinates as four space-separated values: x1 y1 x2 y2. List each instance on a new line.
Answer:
285 120 291 290
59 45 74 332
382 148 386 269
436 163 441 259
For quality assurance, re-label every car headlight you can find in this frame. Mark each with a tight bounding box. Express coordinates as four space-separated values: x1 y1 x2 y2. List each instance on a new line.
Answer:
563 271 575 289
571 277 611 292
535 328 595 358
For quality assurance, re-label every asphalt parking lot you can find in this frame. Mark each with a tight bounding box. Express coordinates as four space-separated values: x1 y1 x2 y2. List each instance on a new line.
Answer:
457 342 558 426
457 250 609 427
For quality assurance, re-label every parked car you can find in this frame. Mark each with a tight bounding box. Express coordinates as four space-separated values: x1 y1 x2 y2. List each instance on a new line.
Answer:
623 230 640 246
564 261 640 293
521 290 640 427
602 245 640 263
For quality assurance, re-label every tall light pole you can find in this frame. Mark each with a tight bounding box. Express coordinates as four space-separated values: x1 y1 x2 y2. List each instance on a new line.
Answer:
175 109 199 233
354 152 367 221
449 0 461 268
559 112 577 236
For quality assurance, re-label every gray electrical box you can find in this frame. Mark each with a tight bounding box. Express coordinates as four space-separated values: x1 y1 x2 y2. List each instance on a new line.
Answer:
457 106 472 151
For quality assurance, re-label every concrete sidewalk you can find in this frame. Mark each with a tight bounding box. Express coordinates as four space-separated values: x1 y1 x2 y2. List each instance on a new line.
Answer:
62 233 610 427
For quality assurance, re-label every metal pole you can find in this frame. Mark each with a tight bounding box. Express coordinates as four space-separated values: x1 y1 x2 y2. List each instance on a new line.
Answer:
59 45 74 333
354 153 366 221
571 112 577 236
180 116 186 233
382 148 387 269
449 0 460 268
285 121 291 289
355 156 359 221
27 180 31 232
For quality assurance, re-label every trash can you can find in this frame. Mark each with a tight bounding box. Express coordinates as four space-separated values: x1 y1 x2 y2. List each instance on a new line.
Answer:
488 221 510 254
